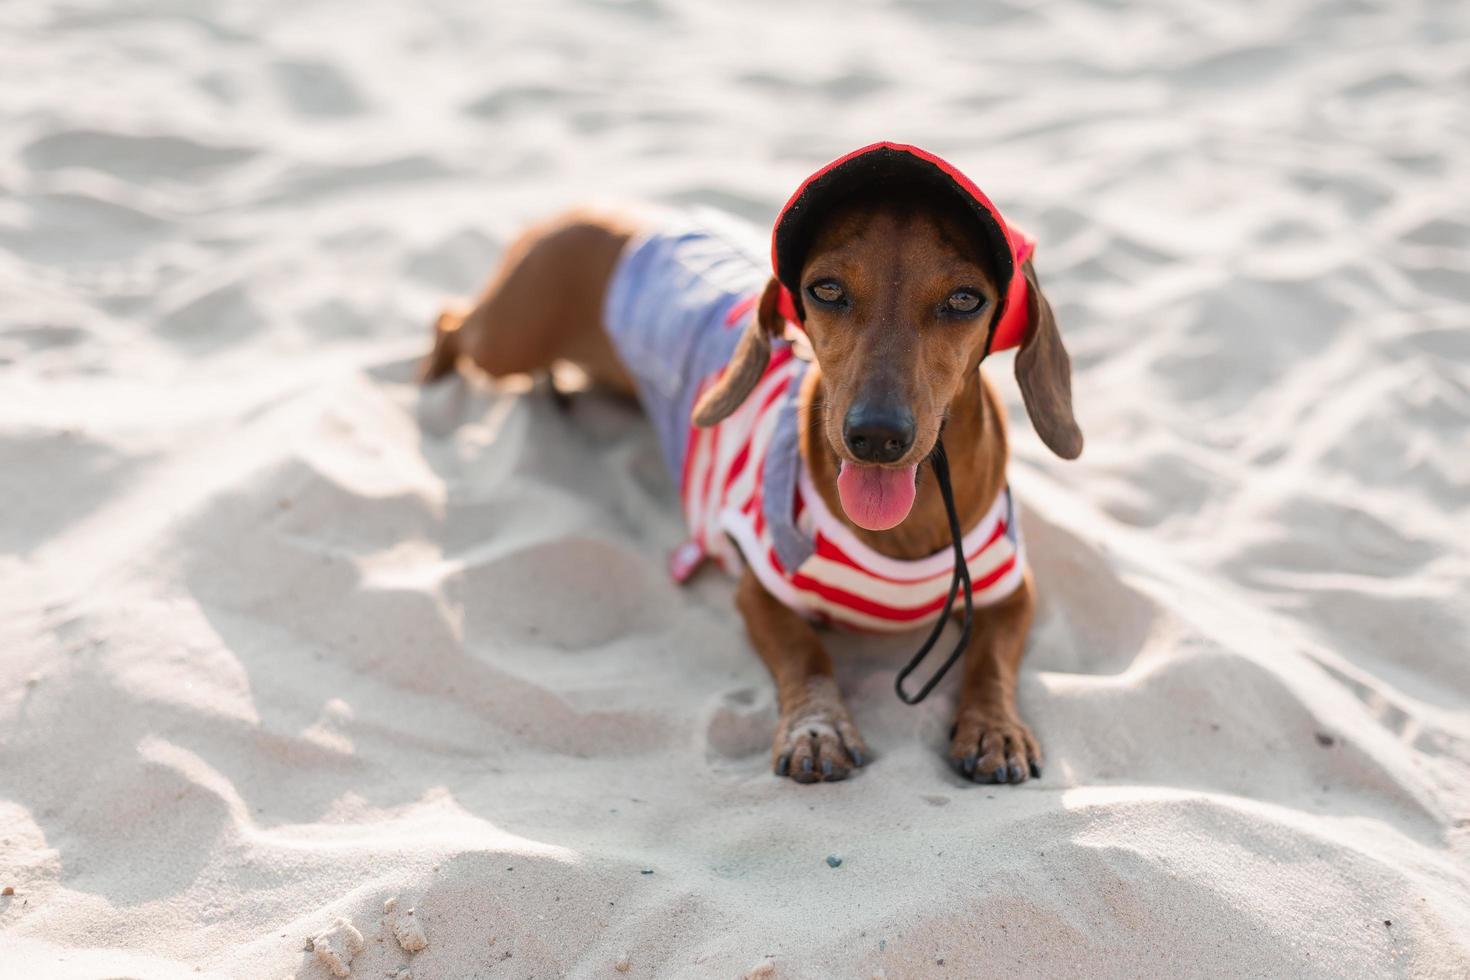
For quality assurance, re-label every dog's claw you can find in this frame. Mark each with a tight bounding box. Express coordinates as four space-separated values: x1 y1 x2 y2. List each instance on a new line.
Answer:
992 766 1007 784
1029 761 1042 779
961 753 977 776
1008 764 1024 783
850 748 866 768
801 757 814 774
776 754 790 776
821 759 834 778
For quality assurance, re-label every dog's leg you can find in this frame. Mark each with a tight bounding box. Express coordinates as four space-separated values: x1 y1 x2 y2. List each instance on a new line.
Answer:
423 306 471 382
421 208 640 394
736 569 868 783
947 572 1043 785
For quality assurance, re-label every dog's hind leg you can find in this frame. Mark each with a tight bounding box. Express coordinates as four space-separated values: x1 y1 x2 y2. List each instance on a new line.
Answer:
421 306 471 382
421 207 641 394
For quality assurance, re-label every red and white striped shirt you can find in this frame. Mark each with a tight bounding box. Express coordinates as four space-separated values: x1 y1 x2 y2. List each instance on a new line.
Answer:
675 344 1026 633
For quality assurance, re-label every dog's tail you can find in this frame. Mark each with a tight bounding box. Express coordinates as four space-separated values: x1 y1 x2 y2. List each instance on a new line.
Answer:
421 307 468 382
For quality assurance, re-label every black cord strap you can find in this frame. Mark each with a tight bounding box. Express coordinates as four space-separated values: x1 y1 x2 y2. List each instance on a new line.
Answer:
893 439 974 705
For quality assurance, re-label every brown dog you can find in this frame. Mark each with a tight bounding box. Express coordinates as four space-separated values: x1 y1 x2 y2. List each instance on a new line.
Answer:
423 145 1081 786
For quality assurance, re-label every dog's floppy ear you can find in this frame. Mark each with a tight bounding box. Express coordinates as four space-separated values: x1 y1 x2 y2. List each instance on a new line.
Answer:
1014 258 1083 459
692 277 786 427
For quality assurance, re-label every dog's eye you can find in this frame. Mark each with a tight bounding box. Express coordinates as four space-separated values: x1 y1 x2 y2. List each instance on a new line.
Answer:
808 281 845 306
946 289 983 315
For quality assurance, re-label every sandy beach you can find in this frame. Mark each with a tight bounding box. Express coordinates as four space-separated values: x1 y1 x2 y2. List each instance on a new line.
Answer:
2 0 1469 977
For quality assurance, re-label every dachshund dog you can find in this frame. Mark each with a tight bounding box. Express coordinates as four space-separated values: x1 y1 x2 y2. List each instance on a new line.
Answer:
422 143 1081 785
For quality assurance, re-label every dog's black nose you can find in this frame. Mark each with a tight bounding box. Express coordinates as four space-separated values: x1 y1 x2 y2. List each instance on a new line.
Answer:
843 404 916 464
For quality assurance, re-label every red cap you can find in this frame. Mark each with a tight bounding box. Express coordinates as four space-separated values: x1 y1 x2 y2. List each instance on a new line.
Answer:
770 142 1034 355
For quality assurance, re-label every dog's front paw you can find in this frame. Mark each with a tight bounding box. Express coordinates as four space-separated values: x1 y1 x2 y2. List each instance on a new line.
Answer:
772 678 868 783
948 709 1041 785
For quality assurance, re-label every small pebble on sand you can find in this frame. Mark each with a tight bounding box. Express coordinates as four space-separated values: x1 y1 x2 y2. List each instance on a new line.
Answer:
615 953 632 972
312 918 364 979
742 961 776 980
640 868 654 875
826 854 842 868
1 886 13 896
394 909 429 953
384 896 428 952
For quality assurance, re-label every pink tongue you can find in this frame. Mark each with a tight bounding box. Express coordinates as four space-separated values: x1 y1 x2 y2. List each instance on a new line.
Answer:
836 462 918 531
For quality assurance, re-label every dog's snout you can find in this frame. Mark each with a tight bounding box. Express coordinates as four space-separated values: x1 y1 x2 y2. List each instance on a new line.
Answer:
843 404 916 464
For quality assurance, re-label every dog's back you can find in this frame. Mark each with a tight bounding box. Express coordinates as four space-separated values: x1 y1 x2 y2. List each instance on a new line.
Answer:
601 210 775 481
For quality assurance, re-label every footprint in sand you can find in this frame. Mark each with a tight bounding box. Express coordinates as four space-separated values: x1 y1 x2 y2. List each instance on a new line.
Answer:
705 686 776 762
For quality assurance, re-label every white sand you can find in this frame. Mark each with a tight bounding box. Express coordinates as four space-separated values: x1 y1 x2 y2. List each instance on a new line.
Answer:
2 1 1469 977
